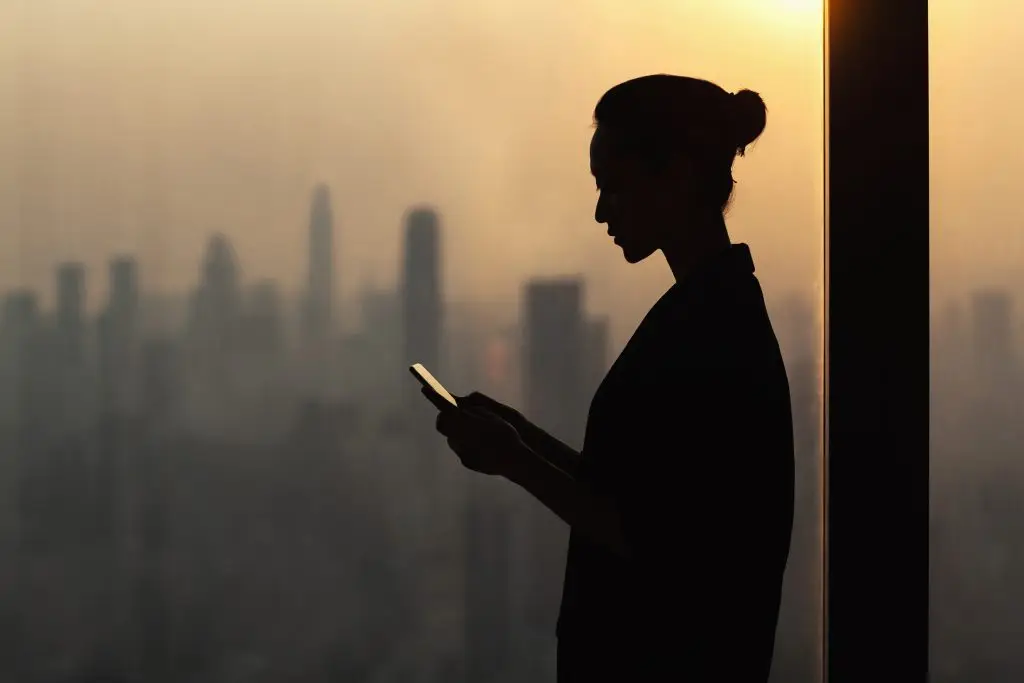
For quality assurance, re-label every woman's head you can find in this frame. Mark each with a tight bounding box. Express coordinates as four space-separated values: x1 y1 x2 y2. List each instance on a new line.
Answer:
590 74 767 264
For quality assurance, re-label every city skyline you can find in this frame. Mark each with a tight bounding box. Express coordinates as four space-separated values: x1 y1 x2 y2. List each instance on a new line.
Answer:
0 177 1014 680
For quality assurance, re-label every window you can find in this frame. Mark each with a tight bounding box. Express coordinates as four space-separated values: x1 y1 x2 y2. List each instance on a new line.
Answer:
0 2 825 681
930 1 1024 680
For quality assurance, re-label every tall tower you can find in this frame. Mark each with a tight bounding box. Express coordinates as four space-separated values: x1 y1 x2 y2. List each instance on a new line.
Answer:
401 206 442 392
55 262 88 434
110 257 140 318
183 234 243 430
191 234 241 347
400 206 463 677
99 256 140 418
55 262 86 363
520 276 588 633
306 183 335 345
523 277 588 445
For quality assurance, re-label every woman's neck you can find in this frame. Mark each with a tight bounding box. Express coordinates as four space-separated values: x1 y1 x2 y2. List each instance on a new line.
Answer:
661 212 732 285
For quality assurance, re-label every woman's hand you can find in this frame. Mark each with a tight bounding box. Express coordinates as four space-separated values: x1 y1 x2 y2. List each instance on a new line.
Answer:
428 390 528 477
457 392 527 430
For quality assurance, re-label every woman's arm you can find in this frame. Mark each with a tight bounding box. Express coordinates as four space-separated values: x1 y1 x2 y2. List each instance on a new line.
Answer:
514 420 584 478
456 392 584 477
504 443 629 558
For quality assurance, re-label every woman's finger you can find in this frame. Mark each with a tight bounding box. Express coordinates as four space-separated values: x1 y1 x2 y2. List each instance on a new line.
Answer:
437 409 462 436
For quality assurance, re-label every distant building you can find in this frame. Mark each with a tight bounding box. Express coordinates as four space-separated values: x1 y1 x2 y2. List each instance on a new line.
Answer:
522 277 588 445
182 235 243 433
99 257 141 417
304 183 336 348
519 276 589 632
401 207 443 396
1 290 39 331
0 291 43 544
0 290 43 430
0 288 48 448
399 207 464 672
193 234 241 332
53 263 91 435
55 262 86 366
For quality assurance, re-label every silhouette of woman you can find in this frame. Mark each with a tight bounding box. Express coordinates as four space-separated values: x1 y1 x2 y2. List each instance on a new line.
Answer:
432 74 795 682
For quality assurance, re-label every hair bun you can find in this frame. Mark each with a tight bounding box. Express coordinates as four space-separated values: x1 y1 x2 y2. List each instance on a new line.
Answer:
730 89 767 155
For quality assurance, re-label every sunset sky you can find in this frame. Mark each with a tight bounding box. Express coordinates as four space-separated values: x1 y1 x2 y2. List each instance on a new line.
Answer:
0 1 1013 346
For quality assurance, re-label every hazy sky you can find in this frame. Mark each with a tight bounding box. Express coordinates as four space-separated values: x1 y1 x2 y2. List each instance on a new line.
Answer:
0 1 1011 344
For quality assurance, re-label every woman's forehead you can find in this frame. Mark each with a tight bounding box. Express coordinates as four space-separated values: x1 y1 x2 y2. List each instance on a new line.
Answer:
590 127 611 174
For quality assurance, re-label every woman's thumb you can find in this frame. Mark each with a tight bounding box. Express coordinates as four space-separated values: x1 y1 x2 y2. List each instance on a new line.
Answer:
461 391 492 406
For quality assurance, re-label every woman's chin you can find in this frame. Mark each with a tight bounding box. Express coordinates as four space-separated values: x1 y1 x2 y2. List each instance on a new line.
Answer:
618 242 654 264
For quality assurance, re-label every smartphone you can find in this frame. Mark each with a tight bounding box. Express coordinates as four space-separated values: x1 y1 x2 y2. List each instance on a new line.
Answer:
409 363 459 411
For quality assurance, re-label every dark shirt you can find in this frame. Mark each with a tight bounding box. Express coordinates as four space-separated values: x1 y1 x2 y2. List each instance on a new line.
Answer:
556 244 795 681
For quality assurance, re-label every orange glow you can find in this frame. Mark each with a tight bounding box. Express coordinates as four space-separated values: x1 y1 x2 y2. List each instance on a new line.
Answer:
483 337 510 386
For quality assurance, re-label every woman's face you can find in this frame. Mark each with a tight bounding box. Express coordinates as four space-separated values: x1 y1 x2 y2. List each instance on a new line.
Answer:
590 125 694 264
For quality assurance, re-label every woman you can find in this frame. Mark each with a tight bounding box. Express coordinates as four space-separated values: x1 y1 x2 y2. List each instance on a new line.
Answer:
433 74 795 681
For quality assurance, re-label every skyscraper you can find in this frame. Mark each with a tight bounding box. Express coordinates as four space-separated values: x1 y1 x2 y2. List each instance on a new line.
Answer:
0 291 41 550
1 290 39 330
190 234 241 350
0 290 41 429
55 262 88 433
99 257 141 417
523 277 588 444
401 206 443 395
55 262 86 362
182 235 244 432
110 257 140 320
400 206 464 674
305 183 335 345
520 276 588 632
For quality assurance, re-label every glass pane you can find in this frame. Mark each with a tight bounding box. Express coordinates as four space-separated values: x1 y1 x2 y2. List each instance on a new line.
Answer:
931 3 1024 680
0 2 824 680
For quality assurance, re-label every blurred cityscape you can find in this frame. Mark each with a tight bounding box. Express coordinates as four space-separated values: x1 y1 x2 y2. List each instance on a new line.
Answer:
0 181 838 683
930 290 1024 682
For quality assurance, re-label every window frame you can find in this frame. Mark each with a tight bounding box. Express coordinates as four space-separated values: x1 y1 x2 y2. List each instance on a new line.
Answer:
825 1 930 681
